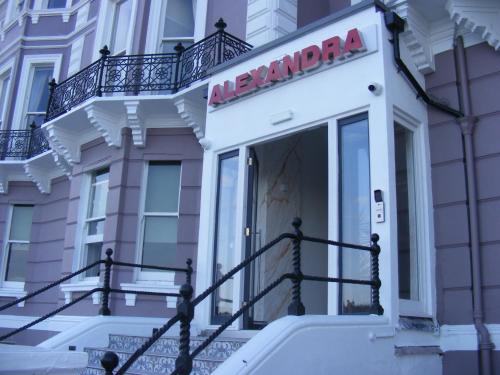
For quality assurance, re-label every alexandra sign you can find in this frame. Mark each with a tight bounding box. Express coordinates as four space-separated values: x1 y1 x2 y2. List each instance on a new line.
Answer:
209 28 366 107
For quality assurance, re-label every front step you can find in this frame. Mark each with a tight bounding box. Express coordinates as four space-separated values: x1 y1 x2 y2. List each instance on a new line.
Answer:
82 334 247 375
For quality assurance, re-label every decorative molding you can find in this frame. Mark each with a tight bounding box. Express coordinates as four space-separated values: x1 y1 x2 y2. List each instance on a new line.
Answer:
75 2 90 30
0 287 26 307
23 163 51 194
85 104 123 148
0 174 7 194
120 283 179 308
68 36 85 76
0 314 87 331
60 282 102 305
440 324 500 351
124 100 146 147
246 0 298 47
446 0 500 51
174 98 206 142
44 124 81 165
51 151 72 177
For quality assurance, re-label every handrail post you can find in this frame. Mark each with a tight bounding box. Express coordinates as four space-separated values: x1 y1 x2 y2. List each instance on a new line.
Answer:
45 78 57 122
215 18 227 65
288 217 305 316
101 351 119 375
173 42 185 93
99 248 113 316
370 234 384 315
174 260 194 375
27 121 36 158
96 45 110 97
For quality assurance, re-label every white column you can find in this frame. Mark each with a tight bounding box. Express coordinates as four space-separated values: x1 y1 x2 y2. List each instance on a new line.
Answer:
246 0 298 47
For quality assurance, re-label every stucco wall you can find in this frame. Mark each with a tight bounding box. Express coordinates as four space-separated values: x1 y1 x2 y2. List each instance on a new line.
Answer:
205 0 247 41
427 42 500 326
297 0 350 28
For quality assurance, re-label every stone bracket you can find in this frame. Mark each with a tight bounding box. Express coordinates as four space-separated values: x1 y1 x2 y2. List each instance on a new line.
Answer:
124 100 146 147
85 104 124 148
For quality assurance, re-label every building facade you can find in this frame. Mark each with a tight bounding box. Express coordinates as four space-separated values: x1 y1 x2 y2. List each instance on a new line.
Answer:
0 0 499 374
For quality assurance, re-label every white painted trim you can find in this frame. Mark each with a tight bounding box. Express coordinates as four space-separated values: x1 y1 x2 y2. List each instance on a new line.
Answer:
394 106 435 318
0 314 88 332
11 54 62 131
67 35 85 76
120 282 179 308
59 280 102 304
440 324 500 351
0 57 15 130
0 287 26 307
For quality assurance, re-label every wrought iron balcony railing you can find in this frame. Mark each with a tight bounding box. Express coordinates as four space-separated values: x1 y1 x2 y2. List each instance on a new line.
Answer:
0 126 50 160
46 19 252 121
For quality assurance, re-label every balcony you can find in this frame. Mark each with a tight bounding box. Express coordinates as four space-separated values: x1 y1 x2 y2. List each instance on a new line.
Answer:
0 126 50 161
45 20 252 122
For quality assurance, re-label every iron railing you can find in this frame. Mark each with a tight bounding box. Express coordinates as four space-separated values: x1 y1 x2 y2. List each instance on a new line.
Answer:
101 218 383 375
45 19 252 121
0 249 192 342
0 124 50 160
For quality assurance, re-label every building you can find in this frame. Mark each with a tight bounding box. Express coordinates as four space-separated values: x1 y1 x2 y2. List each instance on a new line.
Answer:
0 0 499 374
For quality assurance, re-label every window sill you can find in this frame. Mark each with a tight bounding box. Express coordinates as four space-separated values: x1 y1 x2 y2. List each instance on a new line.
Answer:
60 280 102 305
120 281 179 308
0 286 27 307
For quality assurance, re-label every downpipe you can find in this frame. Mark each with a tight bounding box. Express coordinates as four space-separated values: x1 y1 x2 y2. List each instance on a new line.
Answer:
384 11 493 374
454 36 494 375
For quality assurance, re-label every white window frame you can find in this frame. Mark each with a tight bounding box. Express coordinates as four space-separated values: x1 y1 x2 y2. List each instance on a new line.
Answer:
11 54 61 130
93 0 138 59
61 167 109 304
134 161 181 283
5 0 27 24
394 108 435 318
144 0 205 54
0 204 33 302
0 58 15 130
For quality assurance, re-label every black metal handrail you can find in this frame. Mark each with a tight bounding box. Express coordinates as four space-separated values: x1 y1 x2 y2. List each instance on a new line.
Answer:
45 19 252 121
102 218 383 375
0 248 192 342
0 125 50 160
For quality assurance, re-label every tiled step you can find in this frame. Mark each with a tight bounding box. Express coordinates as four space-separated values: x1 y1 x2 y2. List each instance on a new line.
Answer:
85 347 222 375
107 334 247 362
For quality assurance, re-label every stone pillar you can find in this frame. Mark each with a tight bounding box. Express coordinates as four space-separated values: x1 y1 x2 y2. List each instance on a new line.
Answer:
246 0 298 47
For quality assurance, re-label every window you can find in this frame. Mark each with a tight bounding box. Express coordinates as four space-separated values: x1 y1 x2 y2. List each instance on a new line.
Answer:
25 65 53 128
46 0 66 8
211 151 239 323
81 169 109 278
0 73 11 129
109 0 133 55
161 0 195 52
7 0 26 22
2 205 33 284
395 123 418 301
338 114 371 314
138 162 181 279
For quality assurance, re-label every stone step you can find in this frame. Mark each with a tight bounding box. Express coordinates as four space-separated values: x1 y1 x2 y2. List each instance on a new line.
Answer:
107 334 247 362
85 347 223 375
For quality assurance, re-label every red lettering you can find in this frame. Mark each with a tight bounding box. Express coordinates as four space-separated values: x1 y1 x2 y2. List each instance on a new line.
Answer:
223 80 236 100
249 66 268 89
265 61 283 84
344 28 365 55
208 84 224 106
301 45 321 71
282 52 301 77
235 73 253 96
322 36 342 63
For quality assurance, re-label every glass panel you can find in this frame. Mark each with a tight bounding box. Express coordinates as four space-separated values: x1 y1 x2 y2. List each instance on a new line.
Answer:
212 152 239 321
164 0 194 37
0 75 10 127
5 243 29 282
27 67 53 113
145 163 181 213
340 116 371 314
395 124 419 300
85 242 102 277
87 219 105 236
47 0 66 8
9 205 34 241
110 0 132 53
141 216 178 269
160 40 193 54
88 170 109 218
